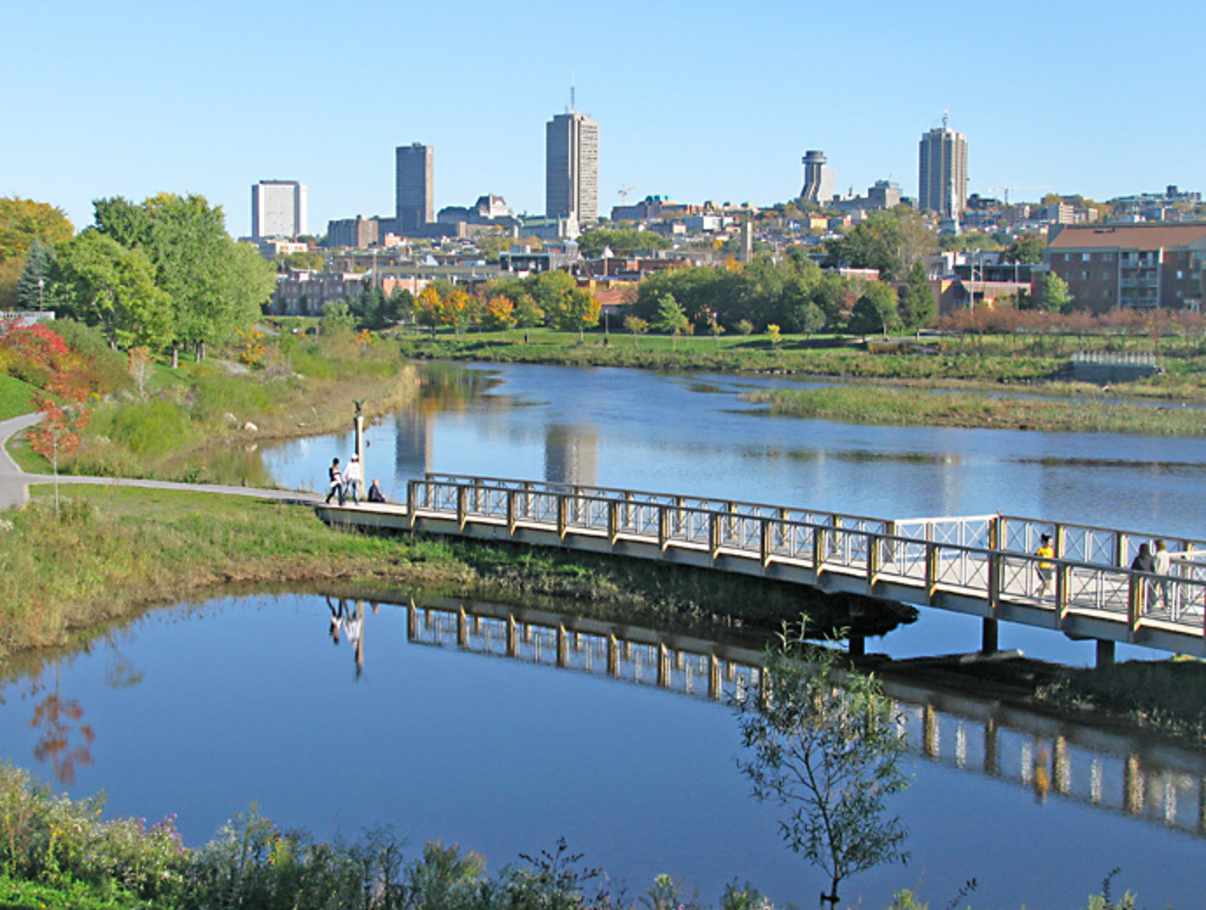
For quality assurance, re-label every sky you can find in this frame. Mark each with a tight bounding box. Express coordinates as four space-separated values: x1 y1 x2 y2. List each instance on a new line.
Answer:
4 0 1204 238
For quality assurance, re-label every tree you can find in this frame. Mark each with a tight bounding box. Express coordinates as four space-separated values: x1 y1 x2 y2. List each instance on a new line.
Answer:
1004 234 1045 264
767 323 782 348
483 295 517 330
441 288 471 334
530 269 578 319
795 301 826 338
278 250 325 272
548 288 601 340
705 308 727 344
848 283 900 336
513 293 545 328
1034 272 1073 313
653 293 689 339
897 262 936 331
824 208 936 281
415 286 442 337
320 300 355 335
53 231 173 349
623 315 649 347
736 319 755 336
15 240 58 309
382 287 414 325
0 197 74 308
577 227 670 258
736 622 909 907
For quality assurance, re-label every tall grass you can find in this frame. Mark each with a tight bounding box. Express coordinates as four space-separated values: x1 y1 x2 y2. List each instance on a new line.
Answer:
0 375 36 421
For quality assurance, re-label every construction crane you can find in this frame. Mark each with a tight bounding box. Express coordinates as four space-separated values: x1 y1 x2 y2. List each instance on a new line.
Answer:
617 185 635 203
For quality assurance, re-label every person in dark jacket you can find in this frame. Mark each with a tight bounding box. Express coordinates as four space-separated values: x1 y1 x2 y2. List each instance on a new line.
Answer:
1131 543 1155 574
367 479 386 503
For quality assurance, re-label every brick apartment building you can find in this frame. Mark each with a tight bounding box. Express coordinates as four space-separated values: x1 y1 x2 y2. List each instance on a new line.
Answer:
1044 223 1206 313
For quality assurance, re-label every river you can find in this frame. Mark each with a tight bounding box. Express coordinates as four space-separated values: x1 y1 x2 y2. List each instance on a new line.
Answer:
1 592 1203 908
263 361 1206 664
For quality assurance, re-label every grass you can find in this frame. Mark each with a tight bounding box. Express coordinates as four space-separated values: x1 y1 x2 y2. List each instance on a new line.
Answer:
0 375 36 421
1036 658 1206 745
744 385 1206 435
395 327 1206 398
0 484 890 660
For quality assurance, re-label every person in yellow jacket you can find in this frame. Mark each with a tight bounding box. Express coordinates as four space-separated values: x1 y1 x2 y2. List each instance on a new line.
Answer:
1035 534 1055 599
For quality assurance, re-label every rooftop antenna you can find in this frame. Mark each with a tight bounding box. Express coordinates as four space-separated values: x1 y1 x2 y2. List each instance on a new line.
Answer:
942 108 951 129
569 78 576 113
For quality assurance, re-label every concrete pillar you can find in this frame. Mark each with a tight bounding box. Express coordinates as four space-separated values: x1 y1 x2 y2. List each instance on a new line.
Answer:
607 634 619 677
848 634 865 657
457 607 468 648
981 618 999 654
354 413 365 467
407 599 419 642
1124 753 1144 816
657 643 670 688
556 625 569 668
1096 639 1116 668
984 717 999 776
506 615 518 657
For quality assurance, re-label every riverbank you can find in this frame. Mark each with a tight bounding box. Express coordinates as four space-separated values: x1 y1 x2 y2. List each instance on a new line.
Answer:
0 484 894 661
5 330 419 486
393 327 1206 400
744 385 1206 435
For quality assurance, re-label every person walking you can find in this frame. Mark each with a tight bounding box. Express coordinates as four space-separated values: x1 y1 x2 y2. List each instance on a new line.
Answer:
367 479 386 503
1153 539 1173 614
325 458 344 505
343 454 363 505
1035 534 1055 600
1131 542 1156 613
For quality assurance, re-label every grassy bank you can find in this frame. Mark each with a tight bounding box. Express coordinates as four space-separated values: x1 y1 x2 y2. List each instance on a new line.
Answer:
1036 658 1206 745
0 375 36 421
0 484 894 660
395 327 1206 399
744 385 1206 435
6 330 417 486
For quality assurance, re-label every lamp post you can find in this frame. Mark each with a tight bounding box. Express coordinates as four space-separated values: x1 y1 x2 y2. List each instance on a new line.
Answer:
37 277 45 309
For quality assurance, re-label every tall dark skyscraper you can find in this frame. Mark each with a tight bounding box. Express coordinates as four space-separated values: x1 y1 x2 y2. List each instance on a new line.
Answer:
545 112 598 225
395 143 433 232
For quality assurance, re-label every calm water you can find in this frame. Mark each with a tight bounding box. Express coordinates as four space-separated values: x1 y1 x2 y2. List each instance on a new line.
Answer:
2 593 1202 908
263 362 1206 665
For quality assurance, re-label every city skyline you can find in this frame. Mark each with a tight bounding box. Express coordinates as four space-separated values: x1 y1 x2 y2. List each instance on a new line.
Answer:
3 0 1204 237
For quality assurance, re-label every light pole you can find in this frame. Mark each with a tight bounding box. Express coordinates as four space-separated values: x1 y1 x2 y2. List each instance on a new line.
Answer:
37 277 45 309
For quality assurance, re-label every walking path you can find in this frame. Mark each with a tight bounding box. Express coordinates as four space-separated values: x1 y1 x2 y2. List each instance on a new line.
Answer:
0 412 319 510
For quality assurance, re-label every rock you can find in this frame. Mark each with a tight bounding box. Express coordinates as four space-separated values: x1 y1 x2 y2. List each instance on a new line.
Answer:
243 421 258 433
223 412 238 425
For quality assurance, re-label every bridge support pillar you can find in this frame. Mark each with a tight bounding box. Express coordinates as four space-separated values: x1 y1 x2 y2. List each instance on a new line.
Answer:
1095 639 1116 668
848 634 865 658
981 618 999 654
607 634 619 677
708 655 721 700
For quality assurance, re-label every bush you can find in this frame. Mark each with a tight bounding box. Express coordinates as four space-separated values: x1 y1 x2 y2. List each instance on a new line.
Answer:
89 399 194 459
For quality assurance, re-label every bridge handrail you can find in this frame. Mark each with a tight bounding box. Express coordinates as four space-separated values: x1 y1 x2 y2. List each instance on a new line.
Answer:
998 513 1206 554
411 477 1204 587
423 471 891 528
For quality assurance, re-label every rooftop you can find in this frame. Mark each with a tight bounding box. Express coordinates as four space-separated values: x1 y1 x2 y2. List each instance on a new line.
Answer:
1048 222 1206 251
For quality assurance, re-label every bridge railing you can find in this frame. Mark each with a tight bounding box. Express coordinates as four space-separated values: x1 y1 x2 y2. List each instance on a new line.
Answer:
405 476 1206 639
998 514 1206 570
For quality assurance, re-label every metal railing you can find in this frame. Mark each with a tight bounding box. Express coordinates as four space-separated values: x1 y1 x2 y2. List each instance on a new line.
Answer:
400 474 1206 645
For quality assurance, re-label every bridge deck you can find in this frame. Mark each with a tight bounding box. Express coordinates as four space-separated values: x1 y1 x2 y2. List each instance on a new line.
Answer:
315 475 1206 658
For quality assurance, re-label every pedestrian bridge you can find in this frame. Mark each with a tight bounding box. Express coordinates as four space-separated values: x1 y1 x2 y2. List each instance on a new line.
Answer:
315 473 1206 661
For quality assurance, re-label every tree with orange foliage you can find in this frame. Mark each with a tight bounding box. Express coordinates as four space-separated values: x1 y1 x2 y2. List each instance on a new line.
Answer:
441 288 471 334
26 394 89 517
483 295 517 330
415 285 442 338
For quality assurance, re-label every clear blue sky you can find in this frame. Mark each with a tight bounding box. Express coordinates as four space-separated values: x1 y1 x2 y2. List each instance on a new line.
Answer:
4 0 1204 238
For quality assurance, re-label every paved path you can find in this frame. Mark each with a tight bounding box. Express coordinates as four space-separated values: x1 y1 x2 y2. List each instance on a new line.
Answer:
0 412 320 510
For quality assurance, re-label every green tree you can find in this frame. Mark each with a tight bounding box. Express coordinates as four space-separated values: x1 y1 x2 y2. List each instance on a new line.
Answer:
15 240 58 309
1004 233 1045 264
0 197 74 308
53 230 172 349
623 314 649 347
848 282 900 335
653 293 690 345
1035 271 1073 313
382 287 414 325
824 208 936 281
898 262 936 331
278 250 326 272
548 288 601 340
320 300 355 335
577 227 670 258
736 622 909 907
513 293 545 328
529 269 577 321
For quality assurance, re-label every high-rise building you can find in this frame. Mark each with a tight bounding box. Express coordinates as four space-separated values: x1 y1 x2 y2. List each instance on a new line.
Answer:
800 150 833 203
251 180 308 239
395 143 433 233
918 118 968 219
545 112 599 226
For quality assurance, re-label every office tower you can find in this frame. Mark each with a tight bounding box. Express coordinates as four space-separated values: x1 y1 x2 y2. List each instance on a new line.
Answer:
545 112 599 225
918 117 968 218
250 180 308 239
800 150 832 203
395 143 434 232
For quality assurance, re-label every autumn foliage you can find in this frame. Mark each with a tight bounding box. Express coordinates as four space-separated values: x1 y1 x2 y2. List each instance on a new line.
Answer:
0 323 93 463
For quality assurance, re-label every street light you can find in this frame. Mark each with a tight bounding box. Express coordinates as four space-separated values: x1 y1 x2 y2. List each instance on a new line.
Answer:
37 277 45 309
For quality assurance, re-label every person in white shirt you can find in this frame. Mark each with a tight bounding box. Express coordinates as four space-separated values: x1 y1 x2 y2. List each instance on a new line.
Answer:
343 455 363 504
1152 538 1172 613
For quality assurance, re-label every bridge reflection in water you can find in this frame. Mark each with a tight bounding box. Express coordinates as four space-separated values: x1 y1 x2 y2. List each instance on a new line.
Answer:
393 597 1206 838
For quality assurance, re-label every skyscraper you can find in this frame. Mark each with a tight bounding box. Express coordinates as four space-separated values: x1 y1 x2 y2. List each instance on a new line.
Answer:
251 180 308 239
545 112 599 225
918 118 968 219
395 143 433 232
800 150 832 203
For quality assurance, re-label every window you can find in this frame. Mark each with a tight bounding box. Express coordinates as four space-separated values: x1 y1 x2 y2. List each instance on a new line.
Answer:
1081 270 1089 280
1082 252 1092 261
1177 270 1184 279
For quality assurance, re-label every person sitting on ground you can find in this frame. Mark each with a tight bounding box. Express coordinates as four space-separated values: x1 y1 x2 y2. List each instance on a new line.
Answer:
325 458 344 505
1035 534 1055 599
367 479 386 503
343 454 363 504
